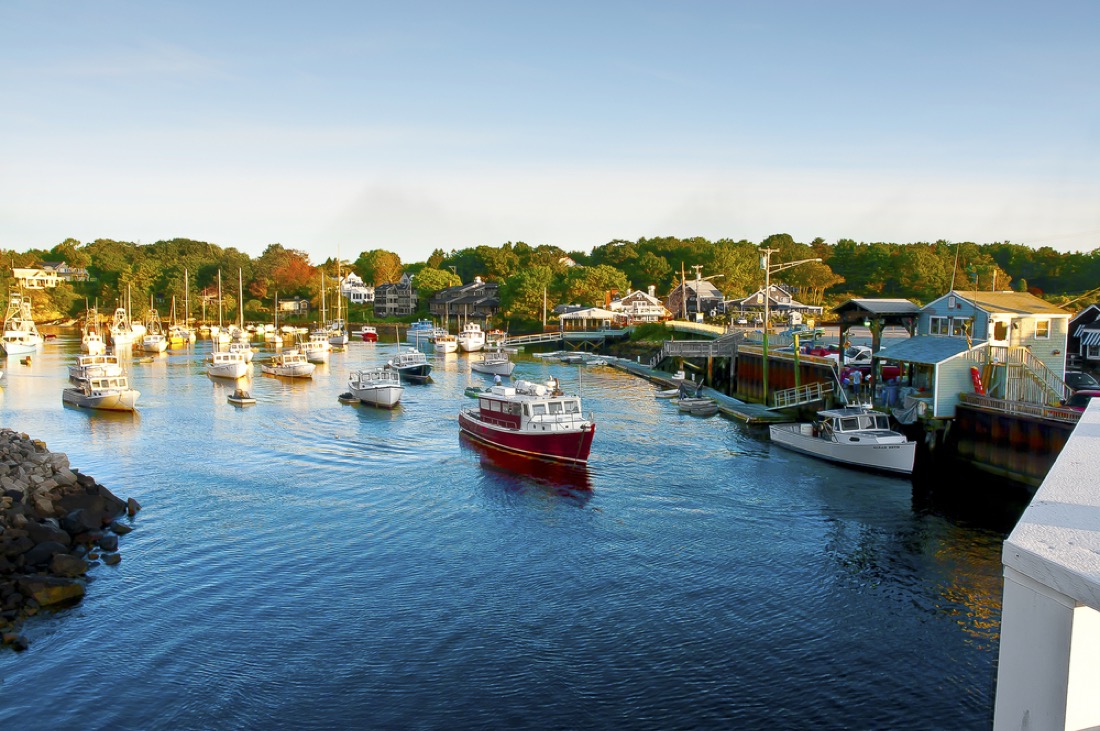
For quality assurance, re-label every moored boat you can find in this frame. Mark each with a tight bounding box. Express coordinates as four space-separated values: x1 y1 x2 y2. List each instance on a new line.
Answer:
768 406 916 475
458 379 595 464
62 375 140 411
3 291 44 355
69 353 123 384
434 333 458 353
261 351 315 378
406 319 435 346
207 350 250 379
470 349 515 376
227 387 256 406
456 323 485 353
386 348 432 382
359 325 378 342
347 368 404 408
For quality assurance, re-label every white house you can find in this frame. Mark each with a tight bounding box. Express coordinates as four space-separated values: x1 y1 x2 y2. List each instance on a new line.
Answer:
340 272 375 304
12 267 59 289
610 288 671 323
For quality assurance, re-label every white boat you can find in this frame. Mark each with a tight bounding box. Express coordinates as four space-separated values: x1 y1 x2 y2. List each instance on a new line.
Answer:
485 329 507 349
300 332 332 363
768 406 916 475
386 348 432 382
2 291 44 356
81 306 107 355
69 354 123 384
62 375 140 412
261 351 315 378
434 333 458 353
141 306 168 353
207 350 250 379
109 306 136 348
457 323 486 353
347 368 404 408
359 325 378 342
655 388 679 399
470 349 515 376
227 341 254 363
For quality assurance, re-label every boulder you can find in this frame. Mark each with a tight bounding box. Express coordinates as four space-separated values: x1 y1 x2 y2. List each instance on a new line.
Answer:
26 520 72 547
61 509 102 536
2 632 29 652
22 540 69 567
97 534 119 552
17 576 85 607
2 534 34 559
50 553 88 578
108 521 132 536
102 553 121 566
126 498 142 516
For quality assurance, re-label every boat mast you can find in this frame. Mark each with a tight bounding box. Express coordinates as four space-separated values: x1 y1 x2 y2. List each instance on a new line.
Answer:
217 270 223 330
184 268 190 326
238 268 244 330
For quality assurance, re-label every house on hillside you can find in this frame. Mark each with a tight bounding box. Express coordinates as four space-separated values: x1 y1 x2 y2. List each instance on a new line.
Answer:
559 307 627 331
340 272 375 305
1068 304 1100 368
278 297 310 315
610 288 670 323
428 277 499 324
42 261 90 282
666 279 724 320
875 290 1070 418
12 267 59 289
373 274 417 318
727 284 824 319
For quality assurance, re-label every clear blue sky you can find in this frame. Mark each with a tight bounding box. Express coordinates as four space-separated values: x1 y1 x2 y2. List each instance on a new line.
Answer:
2 1 1098 263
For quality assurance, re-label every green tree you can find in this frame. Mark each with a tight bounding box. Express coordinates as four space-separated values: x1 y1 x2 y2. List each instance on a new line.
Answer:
563 264 630 307
499 265 556 325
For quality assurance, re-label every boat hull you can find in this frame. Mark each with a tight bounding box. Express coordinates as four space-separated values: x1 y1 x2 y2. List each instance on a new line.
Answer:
2 340 39 356
261 363 315 378
349 384 403 408
458 410 595 464
470 360 515 376
62 387 140 412
207 362 250 379
387 363 432 382
769 423 915 475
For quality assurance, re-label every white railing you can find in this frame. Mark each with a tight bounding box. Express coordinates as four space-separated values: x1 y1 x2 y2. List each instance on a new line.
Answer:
665 320 727 338
994 400 1100 730
958 392 1081 424
967 345 1070 404
770 381 834 410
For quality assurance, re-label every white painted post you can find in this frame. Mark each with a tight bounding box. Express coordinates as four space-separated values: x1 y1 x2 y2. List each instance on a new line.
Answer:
994 401 1100 731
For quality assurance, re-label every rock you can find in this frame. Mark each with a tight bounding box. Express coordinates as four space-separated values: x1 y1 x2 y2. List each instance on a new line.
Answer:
108 521 132 535
2 488 22 502
50 553 88 577
26 520 72 547
61 509 102 536
32 495 53 517
2 632 29 652
126 498 142 516
22 540 69 567
2 535 34 559
54 469 77 486
102 553 121 566
71 531 102 546
17 576 85 607
97 534 118 552
76 472 97 488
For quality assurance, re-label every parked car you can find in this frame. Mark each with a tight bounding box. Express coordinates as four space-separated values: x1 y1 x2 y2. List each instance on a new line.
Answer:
1065 389 1100 412
1065 370 1100 392
735 317 749 325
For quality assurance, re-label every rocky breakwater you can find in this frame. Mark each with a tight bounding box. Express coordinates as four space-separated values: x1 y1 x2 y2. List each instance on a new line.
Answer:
0 429 140 652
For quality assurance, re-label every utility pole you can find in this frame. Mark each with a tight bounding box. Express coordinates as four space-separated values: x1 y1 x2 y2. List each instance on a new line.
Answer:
760 249 821 405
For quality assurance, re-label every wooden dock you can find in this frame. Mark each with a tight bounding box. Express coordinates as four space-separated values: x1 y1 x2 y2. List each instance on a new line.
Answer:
605 359 792 425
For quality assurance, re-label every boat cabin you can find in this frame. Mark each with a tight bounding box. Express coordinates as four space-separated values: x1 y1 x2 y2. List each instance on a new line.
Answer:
477 384 582 431
85 376 130 392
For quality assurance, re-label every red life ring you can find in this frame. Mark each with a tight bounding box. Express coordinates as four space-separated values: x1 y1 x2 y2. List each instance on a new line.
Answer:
970 366 986 395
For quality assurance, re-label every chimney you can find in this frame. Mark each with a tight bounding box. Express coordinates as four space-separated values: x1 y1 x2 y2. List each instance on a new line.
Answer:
648 285 655 297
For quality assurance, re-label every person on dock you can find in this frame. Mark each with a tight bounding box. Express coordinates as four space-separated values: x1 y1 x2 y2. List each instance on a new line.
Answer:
850 369 863 402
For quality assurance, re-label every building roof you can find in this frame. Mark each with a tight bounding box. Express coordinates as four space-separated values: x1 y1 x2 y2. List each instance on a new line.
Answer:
953 291 1069 316
833 298 921 316
875 335 984 365
559 307 622 320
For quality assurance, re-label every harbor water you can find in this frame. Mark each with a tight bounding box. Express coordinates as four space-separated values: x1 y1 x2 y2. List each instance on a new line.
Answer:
0 334 1011 729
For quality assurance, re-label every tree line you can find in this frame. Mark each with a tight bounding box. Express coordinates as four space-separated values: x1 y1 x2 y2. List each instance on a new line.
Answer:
3 234 1097 328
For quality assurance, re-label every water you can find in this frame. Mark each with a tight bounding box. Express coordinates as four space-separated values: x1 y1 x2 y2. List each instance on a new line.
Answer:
0 334 1009 729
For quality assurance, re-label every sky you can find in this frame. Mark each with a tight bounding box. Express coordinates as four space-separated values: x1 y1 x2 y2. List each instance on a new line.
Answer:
1 1 1099 264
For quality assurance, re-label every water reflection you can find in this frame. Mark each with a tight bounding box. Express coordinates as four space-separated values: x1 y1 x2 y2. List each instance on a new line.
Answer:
458 432 594 499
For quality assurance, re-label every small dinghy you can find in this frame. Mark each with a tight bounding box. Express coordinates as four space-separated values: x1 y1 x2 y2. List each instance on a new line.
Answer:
337 392 360 405
465 386 487 398
655 388 679 399
227 388 256 406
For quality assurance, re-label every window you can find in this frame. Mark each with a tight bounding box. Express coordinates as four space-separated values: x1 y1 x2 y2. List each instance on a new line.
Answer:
1035 319 1051 339
840 418 860 431
948 296 957 309
930 316 949 335
992 320 1008 342
951 319 969 337
531 403 547 416
548 402 563 415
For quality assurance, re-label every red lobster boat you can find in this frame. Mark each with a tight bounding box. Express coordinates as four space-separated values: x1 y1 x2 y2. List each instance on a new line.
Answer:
359 325 378 342
458 380 595 464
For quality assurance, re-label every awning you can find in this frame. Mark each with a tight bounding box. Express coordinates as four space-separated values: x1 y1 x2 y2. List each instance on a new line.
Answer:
1082 330 1100 346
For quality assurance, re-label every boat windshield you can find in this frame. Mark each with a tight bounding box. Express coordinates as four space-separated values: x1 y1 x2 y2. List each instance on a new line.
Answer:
531 403 547 416
564 400 580 414
875 415 890 429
